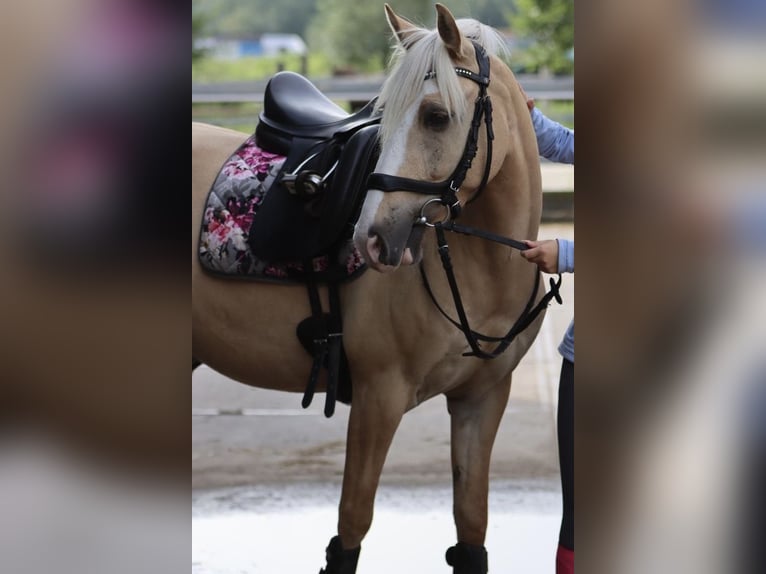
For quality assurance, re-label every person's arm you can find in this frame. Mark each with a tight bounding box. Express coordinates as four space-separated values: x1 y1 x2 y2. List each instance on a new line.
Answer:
556 238 574 273
531 107 574 165
521 239 574 274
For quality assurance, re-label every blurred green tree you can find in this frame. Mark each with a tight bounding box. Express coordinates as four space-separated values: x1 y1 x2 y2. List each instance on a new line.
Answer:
193 8 207 61
510 0 573 74
469 0 516 29
194 0 318 37
308 0 479 72
308 0 401 71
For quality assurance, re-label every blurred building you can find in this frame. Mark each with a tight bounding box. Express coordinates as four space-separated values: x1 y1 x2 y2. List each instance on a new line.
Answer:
195 33 307 59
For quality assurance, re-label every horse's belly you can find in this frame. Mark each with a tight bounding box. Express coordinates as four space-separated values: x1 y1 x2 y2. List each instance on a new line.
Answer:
192 260 323 393
192 123 320 393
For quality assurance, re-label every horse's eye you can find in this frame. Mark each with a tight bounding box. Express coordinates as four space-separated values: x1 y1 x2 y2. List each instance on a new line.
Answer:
423 108 451 131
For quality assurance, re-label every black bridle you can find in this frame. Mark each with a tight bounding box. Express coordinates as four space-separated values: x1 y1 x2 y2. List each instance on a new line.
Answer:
366 40 563 360
367 40 494 220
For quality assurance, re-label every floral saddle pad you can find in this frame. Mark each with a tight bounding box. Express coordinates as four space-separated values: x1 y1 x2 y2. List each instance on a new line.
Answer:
197 135 366 283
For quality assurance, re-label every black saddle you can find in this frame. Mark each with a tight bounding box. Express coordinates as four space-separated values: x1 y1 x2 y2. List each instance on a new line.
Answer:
248 72 381 263
245 73 384 418
256 71 380 156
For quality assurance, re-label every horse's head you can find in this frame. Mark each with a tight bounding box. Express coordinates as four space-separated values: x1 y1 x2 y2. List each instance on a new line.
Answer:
354 3 523 272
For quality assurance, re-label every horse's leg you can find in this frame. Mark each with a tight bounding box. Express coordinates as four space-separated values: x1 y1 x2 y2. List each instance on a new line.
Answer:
445 376 512 574
320 376 411 574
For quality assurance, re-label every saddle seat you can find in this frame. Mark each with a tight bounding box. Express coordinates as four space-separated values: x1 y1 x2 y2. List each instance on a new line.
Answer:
256 71 380 155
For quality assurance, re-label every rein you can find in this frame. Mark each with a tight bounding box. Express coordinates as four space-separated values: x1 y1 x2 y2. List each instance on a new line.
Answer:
424 222 562 359
366 39 563 359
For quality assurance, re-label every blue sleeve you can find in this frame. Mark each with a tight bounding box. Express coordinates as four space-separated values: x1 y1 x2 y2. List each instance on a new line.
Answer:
531 107 574 164
732 191 766 254
557 239 574 273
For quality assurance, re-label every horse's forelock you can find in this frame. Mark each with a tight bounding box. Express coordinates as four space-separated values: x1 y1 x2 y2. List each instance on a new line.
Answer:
378 29 465 146
377 19 507 147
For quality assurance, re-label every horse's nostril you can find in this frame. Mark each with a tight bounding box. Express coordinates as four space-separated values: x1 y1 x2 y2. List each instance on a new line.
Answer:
366 233 382 263
367 232 396 265
367 226 407 267
376 236 389 262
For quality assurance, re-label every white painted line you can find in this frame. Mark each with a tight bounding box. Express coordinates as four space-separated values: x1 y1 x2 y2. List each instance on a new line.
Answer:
192 408 320 417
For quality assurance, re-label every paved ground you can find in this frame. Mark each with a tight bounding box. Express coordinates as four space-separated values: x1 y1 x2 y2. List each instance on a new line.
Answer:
192 482 561 574
192 222 574 573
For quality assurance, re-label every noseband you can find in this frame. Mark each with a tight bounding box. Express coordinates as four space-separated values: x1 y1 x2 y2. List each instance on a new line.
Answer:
366 40 494 220
366 40 563 359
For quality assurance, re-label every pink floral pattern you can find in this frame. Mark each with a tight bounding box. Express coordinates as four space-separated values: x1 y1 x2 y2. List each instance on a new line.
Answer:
199 136 366 281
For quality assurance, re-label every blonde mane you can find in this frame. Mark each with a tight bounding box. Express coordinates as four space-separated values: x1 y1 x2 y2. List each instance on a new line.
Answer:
377 18 509 146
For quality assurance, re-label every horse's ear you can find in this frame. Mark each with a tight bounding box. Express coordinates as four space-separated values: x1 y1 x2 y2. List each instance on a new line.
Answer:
385 4 419 47
435 3 462 58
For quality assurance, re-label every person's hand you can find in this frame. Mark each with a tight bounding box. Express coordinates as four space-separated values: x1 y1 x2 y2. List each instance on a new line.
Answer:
521 239 558 273
519 85 535 113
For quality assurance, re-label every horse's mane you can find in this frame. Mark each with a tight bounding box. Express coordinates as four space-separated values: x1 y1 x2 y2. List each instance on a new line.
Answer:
377 18 509 146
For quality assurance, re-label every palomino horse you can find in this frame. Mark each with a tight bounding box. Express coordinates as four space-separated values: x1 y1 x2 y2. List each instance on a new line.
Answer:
193 4 548 572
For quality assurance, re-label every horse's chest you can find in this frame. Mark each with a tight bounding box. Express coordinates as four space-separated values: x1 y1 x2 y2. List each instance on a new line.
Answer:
416 351 513 403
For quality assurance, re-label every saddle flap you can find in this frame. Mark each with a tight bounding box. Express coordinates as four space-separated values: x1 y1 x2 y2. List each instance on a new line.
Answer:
247 137 333 261
318 125 380 247
248 122 379 263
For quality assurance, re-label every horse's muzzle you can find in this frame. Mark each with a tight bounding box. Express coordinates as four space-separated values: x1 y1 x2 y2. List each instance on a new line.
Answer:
366 229 413 270
364 221 424 272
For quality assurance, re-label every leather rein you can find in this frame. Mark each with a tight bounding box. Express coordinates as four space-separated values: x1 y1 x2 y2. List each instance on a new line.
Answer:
367 40 562 360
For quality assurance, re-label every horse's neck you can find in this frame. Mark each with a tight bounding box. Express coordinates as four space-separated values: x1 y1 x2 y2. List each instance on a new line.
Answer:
441 157 542 317
461 152 542 254
464 68 543 248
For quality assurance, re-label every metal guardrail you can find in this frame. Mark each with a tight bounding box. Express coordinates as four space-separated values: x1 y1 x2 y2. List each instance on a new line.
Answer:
192 90 574 103
192 75 574 104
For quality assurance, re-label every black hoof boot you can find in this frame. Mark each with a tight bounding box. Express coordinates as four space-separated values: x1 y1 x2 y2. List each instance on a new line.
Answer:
445 542 489 574
319 535 361 574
